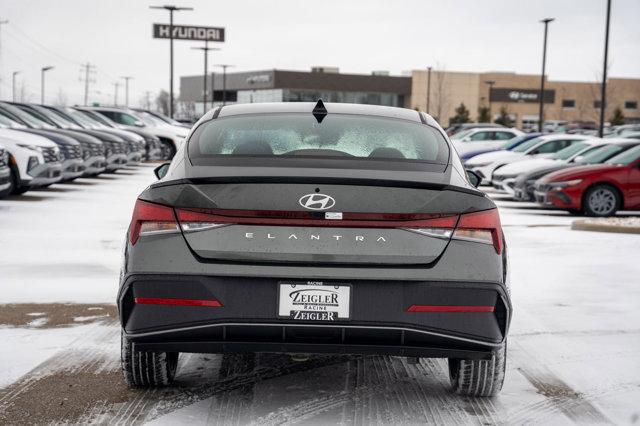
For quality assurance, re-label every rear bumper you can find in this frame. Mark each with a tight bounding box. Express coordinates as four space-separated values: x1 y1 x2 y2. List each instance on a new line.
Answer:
119 274 511 358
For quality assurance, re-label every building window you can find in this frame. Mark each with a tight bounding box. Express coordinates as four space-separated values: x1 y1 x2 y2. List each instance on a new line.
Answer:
562 99 575 108
594 100 602 109
625 101 638 110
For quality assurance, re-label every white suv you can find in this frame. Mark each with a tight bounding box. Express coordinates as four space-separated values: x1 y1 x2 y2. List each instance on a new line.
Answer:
0 128 63 194
452 127 524 155
87 107 189 160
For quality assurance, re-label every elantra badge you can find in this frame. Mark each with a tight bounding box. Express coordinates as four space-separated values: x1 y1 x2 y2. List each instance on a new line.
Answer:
299 193 335 210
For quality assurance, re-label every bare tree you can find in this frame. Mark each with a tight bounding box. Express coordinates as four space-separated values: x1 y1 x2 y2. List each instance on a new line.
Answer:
431 64 450 124
54 88 69 106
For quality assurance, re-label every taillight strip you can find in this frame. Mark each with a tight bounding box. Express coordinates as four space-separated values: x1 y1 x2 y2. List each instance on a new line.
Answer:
406 305 495 313
134 297 223 307
176 208 459 229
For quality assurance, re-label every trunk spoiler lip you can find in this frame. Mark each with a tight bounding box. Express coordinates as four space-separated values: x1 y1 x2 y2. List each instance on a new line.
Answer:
148 175 485 197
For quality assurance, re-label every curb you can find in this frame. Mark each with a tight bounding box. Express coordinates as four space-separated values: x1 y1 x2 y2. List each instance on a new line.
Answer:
571 220 640 234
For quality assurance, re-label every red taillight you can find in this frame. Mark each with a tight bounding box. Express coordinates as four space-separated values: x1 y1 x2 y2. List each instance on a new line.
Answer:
176 207 459 229
134 297 223 307
453 209 503 254
129 200 179 245
406 305 495 313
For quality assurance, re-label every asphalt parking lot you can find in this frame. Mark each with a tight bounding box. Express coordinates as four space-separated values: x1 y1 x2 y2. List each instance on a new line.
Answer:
0 165 639 425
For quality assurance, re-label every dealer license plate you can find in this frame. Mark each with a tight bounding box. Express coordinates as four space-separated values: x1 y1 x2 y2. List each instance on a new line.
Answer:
278 281 351 321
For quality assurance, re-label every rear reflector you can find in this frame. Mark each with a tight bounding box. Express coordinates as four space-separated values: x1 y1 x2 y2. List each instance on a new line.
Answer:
134 297 223 307
406 305 495 313
453 208 503 254
129 200 179 245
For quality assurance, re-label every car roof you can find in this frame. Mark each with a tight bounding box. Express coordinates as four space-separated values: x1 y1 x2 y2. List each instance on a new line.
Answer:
207 102 429 125
601 137 640 144
538 133 594 141
466 127 516 132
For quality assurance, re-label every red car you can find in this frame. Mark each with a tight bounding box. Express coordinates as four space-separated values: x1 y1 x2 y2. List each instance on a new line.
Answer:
534 145 640 216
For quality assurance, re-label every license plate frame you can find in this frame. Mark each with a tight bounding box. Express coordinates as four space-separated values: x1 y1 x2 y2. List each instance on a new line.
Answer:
277 281 351 322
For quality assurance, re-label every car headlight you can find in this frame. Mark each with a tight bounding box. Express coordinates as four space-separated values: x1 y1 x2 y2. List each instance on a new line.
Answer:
17 144 43 152
548 179 583 189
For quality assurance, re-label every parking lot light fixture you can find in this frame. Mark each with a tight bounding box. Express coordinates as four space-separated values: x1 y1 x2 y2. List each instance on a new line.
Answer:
538 18 554 132
215 64 234 106
12 70 20 102
41 66 54 104
191 43 220 114
599 0 612 138
149 5 194 118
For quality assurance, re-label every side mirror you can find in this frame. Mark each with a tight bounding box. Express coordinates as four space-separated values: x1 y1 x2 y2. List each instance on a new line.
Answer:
133 120 145 127
154 163 170 180
466 170 482 188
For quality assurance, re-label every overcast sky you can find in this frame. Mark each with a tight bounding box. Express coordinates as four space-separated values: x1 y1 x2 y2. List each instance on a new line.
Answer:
0 0 638 106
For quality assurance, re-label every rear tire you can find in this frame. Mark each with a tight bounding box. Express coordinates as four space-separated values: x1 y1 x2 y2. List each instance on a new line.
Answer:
583 184 619 217
448 341 506 397
121 331 179 387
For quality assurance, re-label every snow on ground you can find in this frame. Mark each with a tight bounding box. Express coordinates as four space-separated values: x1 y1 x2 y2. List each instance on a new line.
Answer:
0 166 154 303
0 167 639 424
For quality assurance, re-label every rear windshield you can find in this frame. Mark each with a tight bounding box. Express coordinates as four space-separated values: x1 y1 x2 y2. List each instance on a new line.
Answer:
189 113 449 165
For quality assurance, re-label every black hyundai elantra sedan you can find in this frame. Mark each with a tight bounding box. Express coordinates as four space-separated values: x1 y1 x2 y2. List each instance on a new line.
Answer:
118 101 511 397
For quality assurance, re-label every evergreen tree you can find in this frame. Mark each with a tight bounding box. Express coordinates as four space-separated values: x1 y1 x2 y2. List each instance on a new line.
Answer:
494 106 513 127
609 107 625 126
477 106 491 123
450 103 471 124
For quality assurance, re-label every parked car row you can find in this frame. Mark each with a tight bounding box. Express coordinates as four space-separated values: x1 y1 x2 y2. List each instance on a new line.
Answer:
0 103 191 198
458 130 640 216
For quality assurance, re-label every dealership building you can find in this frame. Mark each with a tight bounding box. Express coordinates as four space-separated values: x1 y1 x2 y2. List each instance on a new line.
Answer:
180 67 640 128
179 67 411 116
411 70 640 129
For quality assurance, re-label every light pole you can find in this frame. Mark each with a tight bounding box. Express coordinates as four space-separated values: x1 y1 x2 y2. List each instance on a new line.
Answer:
41 66 54 104
12 70 20 101
191 43 220 114
121 76 133 107
599 0 611 138
426 66 432 115
150 4 193 118
113 81 120 106
484 80 496 122
538 18 554 132
215 64 234 106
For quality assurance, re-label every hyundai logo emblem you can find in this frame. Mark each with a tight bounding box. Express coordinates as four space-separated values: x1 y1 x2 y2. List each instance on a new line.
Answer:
299 193 336 210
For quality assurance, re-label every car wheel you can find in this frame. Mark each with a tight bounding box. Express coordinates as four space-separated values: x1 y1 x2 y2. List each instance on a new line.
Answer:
448 341 506 397
9 168 29 195
583 184 619 217
121 330 179 387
